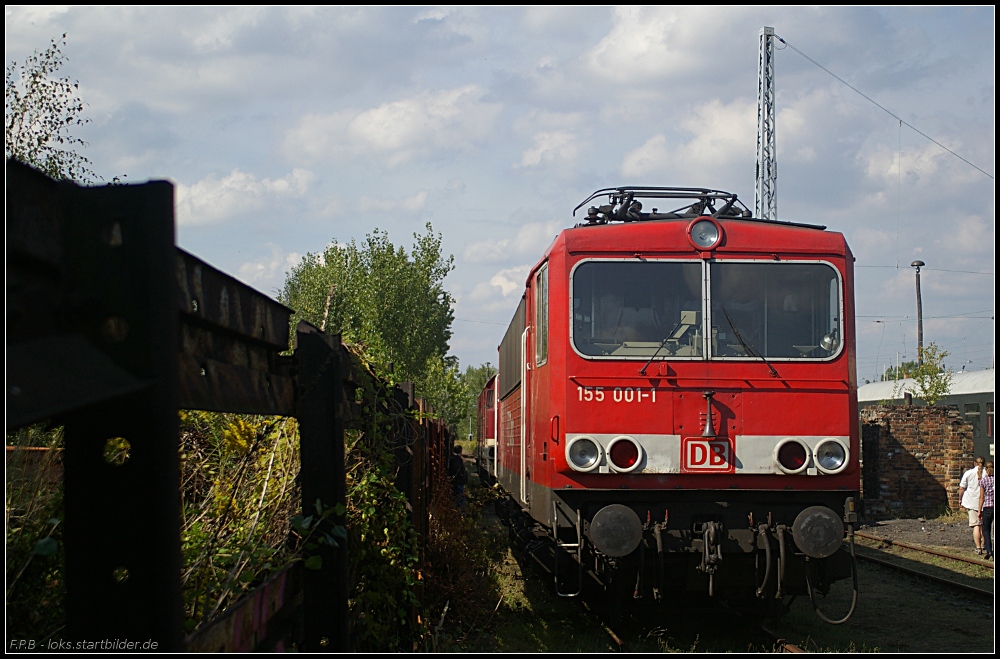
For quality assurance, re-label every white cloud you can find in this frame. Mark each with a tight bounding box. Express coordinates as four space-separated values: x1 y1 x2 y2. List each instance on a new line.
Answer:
789 146 817 164
620 98 756 178
185 7 266 53
237 243 301 288
282 110 355 162
517 131 579 168
464 264 534 313
620 134 670 180
414 7 452 21
489 265 532 297
282 86 502 166
175 168 315 226
850 226 895 264
864 142 950 186
938 214 993 256
358 190 428 213
463 221 561 262
6 6 71 24
512 109 586 132
586 7 751 82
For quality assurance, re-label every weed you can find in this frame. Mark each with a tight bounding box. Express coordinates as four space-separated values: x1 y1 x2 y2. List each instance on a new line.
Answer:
178 412 299 632
5 424 66 641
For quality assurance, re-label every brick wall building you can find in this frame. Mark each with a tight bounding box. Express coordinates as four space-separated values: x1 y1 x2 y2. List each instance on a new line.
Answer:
861 405 976 517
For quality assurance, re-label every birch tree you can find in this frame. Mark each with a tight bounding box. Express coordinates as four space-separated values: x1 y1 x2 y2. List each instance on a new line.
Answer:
5 33 95 182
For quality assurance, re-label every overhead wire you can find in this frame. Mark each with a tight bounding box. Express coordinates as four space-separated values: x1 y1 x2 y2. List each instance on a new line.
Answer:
855 265 995 275
454 317 507 326
774 34 995 180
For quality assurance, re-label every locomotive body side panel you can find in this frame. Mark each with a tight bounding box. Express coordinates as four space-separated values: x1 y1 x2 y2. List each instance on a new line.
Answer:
497 385 522 500
526 273 549 508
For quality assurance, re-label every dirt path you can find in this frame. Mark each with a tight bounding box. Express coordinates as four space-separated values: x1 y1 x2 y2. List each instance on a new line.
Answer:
860 512 989 555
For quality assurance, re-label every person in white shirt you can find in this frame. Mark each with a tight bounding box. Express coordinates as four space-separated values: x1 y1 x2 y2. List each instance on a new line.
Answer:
959 456 986 554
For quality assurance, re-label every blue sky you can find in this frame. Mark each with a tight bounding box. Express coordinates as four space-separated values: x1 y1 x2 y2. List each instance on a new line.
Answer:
6 6 994 378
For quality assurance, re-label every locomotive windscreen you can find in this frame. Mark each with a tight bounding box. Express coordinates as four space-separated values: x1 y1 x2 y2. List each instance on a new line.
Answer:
571 260 841 360
499 297 525 400
572 261 703 357
710 262 841 359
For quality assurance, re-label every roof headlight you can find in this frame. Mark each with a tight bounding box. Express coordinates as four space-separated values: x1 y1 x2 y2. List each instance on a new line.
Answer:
689 218 722 250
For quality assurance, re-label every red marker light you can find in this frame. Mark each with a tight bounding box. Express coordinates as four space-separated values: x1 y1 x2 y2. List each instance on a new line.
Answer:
609 438 640 471
777 441 807 472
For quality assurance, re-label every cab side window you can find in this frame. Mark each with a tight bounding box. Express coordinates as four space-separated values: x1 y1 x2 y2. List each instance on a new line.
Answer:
535 265 548 366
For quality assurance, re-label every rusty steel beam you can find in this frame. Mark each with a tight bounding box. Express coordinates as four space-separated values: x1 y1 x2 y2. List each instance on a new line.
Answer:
176 248 295 415
7 162 296 422
176 248 290 348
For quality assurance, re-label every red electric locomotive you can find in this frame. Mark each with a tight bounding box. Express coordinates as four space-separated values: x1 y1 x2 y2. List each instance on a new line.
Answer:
475 374 498 484
491 187 859 622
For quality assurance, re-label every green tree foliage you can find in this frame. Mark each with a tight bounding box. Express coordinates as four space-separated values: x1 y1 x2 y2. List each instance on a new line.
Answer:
282 229 462 648
910 343 953 405
881 360 919 381
5 33 96 182
419 356 469 432
880 345 953 404
420 361 498 438
280 224 455 387
454 363 496 439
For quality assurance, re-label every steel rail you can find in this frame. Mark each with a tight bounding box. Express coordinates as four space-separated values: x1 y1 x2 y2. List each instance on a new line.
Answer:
760 627 805 653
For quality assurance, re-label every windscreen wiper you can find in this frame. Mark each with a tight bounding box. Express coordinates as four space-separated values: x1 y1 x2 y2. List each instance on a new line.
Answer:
638 317 686 375
721 308 780 378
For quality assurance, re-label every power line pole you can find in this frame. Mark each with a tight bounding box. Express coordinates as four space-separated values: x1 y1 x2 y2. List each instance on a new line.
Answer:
911 260 925 365
755 26 777 220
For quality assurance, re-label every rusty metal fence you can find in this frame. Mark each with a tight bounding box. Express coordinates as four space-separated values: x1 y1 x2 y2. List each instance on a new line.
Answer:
6 159 451 651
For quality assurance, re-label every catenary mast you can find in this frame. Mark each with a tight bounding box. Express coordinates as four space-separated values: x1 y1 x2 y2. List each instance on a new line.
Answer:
755 26 777 220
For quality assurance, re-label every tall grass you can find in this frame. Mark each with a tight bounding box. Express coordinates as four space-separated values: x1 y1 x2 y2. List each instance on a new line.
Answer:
5 424 66 641
422 470 506 651
178 412 301 633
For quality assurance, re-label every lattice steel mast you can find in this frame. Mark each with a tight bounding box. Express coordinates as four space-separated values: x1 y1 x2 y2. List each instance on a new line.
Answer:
755 26 777 220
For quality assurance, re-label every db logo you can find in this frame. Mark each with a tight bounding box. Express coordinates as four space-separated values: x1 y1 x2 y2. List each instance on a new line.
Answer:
681 437 735 473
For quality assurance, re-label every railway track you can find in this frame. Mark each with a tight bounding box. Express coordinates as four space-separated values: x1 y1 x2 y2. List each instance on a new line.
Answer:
761 627 805 653
851 532 993 599
853 531 994 568
499 523 992 652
